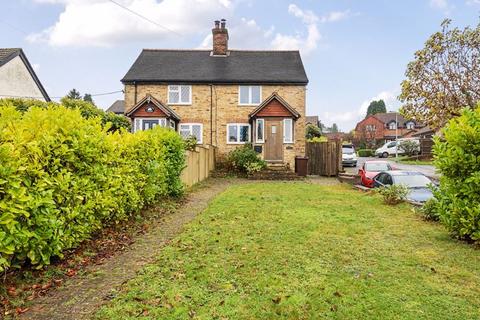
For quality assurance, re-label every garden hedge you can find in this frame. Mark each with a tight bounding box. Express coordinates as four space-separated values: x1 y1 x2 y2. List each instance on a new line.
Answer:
357 149 374 157
433 105 480 241
0 103 185 271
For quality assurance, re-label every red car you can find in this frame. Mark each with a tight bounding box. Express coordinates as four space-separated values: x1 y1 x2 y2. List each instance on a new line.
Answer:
358 161 394 188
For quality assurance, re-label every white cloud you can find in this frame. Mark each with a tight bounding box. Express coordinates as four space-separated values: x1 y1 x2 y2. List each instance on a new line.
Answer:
466 0 480 5
28 0 233 47
320 90 399 131
429 0 454 13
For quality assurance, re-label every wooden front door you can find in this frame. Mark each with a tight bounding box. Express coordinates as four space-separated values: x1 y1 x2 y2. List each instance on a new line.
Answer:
265 119 283 161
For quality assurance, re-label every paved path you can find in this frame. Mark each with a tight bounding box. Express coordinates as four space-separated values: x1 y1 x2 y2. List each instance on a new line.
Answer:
22 178 236 320
345 157 439 179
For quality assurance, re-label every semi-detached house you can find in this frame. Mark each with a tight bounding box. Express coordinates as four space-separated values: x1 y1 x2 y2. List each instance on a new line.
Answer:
121 19 308 169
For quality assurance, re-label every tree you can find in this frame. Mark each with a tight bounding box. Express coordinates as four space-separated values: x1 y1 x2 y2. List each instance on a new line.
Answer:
330 123 339 133
66 89 81 100
305 124 321 140
366 100 387 117
399 19 480 129
83 93 94 104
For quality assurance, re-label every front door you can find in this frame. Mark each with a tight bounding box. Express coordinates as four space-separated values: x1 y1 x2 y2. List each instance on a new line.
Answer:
265 120 283 161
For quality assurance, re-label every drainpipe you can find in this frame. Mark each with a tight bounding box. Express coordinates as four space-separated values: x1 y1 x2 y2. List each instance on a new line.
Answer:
134 81 138 104
210 85 213 146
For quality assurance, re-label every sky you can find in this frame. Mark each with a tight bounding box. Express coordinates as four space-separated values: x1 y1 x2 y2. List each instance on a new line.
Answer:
1 0 479 131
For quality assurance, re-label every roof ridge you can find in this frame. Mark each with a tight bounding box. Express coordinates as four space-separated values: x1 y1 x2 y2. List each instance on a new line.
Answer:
141 49 300 53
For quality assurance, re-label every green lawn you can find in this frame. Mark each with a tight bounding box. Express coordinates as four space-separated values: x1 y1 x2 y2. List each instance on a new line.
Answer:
96 182 480 320
395 156 434 165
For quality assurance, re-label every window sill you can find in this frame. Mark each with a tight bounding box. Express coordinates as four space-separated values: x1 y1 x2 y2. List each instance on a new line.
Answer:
238 104 259 107
168 103 192 106
227 142 250 145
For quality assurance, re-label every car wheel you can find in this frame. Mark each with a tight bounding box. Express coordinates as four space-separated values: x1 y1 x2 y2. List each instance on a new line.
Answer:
382 152 389 158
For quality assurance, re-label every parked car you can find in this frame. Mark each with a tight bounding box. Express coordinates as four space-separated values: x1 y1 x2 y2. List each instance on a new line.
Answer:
358 161 394 188
372 171 434 203
342 145 357 167
375 138 420 158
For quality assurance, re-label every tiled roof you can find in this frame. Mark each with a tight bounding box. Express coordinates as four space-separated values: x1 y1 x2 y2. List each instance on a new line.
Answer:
106 100 125 114
122 50 308 84
0 48 21 67
306 116 319 125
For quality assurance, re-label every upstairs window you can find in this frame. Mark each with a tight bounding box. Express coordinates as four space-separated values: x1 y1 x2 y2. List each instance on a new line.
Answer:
168 85 191 105
179 123 202 144
239 86 261 105
406 121 415 130
227 123 250 144
366 124 376 132
388 121 397 130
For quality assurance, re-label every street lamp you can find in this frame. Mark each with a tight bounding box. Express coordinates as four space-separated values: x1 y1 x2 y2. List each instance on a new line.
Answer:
395 112 398 160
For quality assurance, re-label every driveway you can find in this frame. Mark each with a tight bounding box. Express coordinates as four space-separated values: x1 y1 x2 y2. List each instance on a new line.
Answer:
344 157 439 179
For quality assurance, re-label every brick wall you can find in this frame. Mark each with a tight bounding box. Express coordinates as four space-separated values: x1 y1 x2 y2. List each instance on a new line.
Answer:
124 84 306 169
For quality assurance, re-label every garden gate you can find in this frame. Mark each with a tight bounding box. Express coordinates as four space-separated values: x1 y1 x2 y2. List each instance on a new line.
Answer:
306 141 342 176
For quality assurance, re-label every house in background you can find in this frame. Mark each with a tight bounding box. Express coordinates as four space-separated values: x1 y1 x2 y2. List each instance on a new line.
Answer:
306 116 319 127
0 48 50 101
106 100 126 115
121 19 308 169
354 112 424 147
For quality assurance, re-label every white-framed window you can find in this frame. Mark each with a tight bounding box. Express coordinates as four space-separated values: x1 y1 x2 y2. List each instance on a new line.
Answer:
283 119 293 143
406 121 415 130
388 121 397 130
168 85 191 105
238 86 261 105
133 118 167 132
227 123 251 144
179 123 203 144
255 119 264 143
366 124 376 132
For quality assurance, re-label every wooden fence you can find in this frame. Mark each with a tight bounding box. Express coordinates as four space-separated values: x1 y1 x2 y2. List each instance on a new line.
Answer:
181 145 216 187
306 141 342 176
420 138 434 156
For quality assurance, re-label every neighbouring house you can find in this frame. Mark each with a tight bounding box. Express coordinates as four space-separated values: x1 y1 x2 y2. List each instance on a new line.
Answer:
0 48 50 101
306 116 319 127
121 19 308 169
106 100 126 115
354 112 424 147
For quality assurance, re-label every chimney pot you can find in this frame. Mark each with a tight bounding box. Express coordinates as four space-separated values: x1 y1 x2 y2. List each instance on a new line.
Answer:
212 19 229 55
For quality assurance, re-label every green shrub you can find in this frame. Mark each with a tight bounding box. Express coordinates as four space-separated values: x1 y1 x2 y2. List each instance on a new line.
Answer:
308 136 328 143
0 98 131 132
305 124 321 140
358 149 374 157
377 184 409 205
416 198 440 221
433 105 480 241
398 140 420 156
0 104 185 271
227 144 266 174
183 136 197 151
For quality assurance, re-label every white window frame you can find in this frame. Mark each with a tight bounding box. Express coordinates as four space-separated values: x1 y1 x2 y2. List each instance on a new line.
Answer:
255 119 265 143
133 117 167 132
168 85 192 105
388 121 397 130
238 85 262 106
227 123 251 144
179 123 203 144
406 121 415 130
283 119 293 143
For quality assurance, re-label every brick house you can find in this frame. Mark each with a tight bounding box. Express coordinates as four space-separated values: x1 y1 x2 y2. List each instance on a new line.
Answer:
121 20 308 169
354 112 424 147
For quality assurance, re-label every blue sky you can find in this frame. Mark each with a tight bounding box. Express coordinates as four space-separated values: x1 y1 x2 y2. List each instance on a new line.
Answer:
2 0 479 131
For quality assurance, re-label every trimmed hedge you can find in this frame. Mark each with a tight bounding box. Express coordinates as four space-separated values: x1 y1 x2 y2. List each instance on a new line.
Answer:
357 149 374 157
0 104 185 271
433 105 480 241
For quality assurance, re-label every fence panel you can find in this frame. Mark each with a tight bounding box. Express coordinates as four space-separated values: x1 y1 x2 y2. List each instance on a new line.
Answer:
420 138 434 155
181 145 216 187
306 141 342 176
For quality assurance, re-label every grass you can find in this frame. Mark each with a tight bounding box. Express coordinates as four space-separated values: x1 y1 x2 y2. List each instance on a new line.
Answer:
395 156 434 165
96 182 480 320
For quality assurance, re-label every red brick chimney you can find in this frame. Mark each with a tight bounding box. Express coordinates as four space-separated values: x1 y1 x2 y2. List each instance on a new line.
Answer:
212 19 228 56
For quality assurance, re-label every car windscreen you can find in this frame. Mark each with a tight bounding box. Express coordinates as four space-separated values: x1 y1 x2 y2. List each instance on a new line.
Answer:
342 147 354 154
393 174 431 188
365 163 390 172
